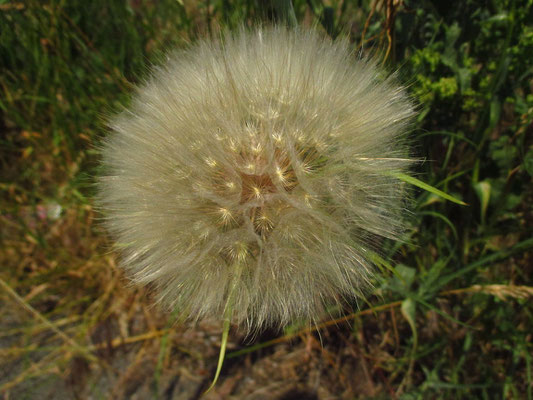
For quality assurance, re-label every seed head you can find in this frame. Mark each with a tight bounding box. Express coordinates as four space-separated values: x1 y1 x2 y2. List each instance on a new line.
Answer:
98 27 415 333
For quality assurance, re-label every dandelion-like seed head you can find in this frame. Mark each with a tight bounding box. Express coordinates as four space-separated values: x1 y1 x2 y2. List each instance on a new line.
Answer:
98 27 415 333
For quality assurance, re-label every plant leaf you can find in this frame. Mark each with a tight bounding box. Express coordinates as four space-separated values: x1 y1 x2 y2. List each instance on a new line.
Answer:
394 173 468 205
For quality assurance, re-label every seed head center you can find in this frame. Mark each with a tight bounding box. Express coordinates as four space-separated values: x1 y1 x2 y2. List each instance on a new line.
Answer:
240 173 276 204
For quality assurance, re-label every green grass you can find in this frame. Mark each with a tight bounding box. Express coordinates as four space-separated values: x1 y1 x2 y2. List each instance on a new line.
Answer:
1 0 532 398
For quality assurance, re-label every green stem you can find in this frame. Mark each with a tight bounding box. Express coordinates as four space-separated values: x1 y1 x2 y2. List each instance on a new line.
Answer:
205 262 243 393
205 302 232 393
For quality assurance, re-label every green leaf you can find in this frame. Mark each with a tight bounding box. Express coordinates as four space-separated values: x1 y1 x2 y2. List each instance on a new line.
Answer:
394 173 468 205
401 298 417 336
473 180 491 224
418 131 477 148
415 297 473 329
419 257 451 296
389 264 416 295
488 98 502 131
419 211 459 242
523 148 533 176
271 0 297 28
367 250 400 279
399 298 418 391
439 237 533 287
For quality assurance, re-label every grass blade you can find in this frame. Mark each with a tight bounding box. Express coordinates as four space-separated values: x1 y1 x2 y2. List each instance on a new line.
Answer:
394 172 468 205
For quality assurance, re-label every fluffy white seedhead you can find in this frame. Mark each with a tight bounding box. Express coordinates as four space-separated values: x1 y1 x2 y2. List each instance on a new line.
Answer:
98 27 415 333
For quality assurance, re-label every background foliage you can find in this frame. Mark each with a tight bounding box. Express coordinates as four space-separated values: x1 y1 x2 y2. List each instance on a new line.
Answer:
1 0 532 398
